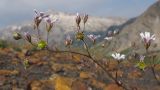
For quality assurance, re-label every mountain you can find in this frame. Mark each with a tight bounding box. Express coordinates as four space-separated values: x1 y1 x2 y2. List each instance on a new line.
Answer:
101 1 160 53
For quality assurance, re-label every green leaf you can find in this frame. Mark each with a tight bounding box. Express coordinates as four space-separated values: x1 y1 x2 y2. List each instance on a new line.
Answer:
37 41 47 49
136 61 147 70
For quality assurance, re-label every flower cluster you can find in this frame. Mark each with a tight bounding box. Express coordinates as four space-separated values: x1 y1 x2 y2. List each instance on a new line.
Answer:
75 13 89 40
13 9 59 50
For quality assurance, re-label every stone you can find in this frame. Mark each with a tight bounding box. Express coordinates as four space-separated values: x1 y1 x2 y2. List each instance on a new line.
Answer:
107 60 117 71
0 70 19 75
71 80 88 90
90 79 106 89
128 70 142 79
103 83 123 90
54 76 74 90
0 76 6 86
30 80 43 90
111 70 123 78
80 72 92 79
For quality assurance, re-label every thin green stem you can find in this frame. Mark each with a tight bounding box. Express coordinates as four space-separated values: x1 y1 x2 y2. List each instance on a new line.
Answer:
46 31 49 44
68 45 73 59
83 23 85 32
116 61 120 81
37 28 41 41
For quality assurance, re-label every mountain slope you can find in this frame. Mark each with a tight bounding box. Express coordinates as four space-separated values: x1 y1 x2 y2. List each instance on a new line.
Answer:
105 1 160 53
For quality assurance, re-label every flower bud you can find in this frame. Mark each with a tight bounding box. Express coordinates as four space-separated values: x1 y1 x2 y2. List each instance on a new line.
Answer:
83 14 88 24
101 43 105 48
13 32 22 40
65 40 72 46
33 9 47 29
76 32 84 40
24 32 32 43
37 41 47 49
65 35 72 46
44 15 58 32
34 17 41 29
76 13 81 30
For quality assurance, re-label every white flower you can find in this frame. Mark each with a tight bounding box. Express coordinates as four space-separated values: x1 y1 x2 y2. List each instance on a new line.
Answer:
111 53 125 60
140 32 155 43
87 34 101 42
104 37 112 41
140 32 155 50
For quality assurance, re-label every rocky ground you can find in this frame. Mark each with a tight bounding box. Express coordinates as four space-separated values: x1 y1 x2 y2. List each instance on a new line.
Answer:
0 48 160 90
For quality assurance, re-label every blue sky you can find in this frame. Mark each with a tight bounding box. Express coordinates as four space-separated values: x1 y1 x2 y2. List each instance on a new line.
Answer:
0 0 156 27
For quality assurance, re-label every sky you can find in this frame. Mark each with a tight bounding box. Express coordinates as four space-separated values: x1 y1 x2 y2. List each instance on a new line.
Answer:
0 0 156 28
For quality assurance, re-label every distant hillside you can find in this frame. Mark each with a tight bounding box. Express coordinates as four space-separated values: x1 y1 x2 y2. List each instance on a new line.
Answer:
100 1 160 53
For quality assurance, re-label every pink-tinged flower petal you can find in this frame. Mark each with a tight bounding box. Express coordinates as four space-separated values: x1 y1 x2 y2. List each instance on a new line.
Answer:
151 34 156 40
145 32 150 40
87 34 100 42
77 13 80 17
39 12 44 17
140 32 145 39
44 15 59 25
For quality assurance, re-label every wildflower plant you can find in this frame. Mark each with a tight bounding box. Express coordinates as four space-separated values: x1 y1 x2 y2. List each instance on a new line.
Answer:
13 10 160 90
140 32 160 84
111 53 125 83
